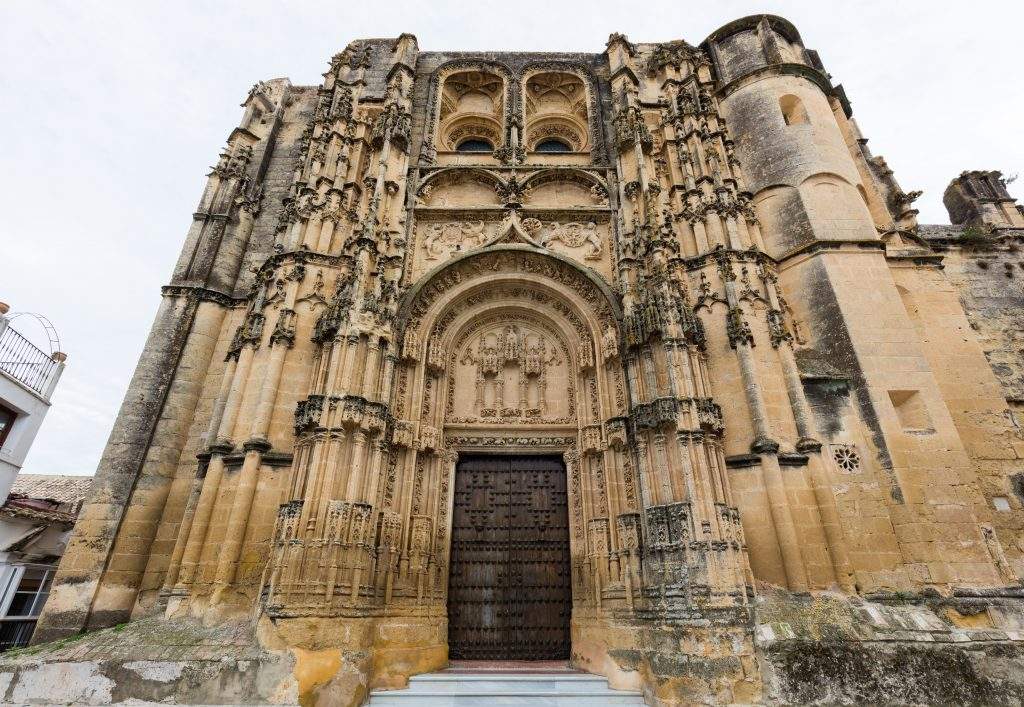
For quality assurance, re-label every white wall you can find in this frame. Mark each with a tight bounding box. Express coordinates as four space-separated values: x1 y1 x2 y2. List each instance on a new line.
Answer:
0 312 64 504
0 376 52 503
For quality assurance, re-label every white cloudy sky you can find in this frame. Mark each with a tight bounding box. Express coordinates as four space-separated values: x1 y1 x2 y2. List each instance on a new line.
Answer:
1 1 1021 475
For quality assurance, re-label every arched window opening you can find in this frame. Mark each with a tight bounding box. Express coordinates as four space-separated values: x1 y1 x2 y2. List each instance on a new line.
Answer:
438 70 505 153
535 139 571 153
456 138 494 153
524 71 589 154
779 94 810 126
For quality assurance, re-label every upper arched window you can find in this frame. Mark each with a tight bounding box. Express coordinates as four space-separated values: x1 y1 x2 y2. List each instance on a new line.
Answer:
535 139 571 153
456 139 494 153
779 95 810 125
438 70 504 153
524 71 589 153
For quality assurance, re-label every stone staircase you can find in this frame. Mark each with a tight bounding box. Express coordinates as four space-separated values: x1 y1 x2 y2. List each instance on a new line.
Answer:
367 664 646 705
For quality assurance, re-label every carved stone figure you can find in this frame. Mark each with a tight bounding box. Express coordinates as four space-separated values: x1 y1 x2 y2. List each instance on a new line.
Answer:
500 325 520 361
422 219 488 260
539 220 603 259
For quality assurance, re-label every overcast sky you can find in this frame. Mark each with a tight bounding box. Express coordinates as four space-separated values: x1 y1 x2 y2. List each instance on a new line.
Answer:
1 1 1021 476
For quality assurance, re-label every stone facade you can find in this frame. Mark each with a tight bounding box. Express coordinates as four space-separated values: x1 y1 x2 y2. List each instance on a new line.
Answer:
16 15 1024 705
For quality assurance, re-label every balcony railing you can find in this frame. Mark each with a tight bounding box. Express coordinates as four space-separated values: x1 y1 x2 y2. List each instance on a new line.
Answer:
0 325 58 396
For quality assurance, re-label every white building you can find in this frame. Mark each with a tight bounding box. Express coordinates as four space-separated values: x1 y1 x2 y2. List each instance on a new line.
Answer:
0 301 78 650
0 302 66 502
0 475 91 650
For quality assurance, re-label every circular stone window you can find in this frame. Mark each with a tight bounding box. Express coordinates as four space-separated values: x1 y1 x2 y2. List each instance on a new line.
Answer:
456 139 494 153
832 445 861 473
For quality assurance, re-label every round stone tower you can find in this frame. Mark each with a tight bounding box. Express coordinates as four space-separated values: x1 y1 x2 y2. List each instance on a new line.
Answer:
704 15 877 256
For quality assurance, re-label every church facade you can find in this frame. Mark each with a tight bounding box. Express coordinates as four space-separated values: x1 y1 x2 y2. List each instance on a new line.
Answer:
25 15 1024 705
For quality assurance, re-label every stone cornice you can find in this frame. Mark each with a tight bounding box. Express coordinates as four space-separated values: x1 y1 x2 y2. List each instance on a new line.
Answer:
703 14 803 47
161 284 245 308
774 238 887 265
714 62 833 100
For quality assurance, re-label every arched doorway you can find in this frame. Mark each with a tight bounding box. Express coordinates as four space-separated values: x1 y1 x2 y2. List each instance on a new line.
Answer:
395 246 635 662
447 452 571 660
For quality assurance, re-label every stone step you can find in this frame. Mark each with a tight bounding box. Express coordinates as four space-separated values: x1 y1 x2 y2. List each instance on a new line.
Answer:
367 672 646 705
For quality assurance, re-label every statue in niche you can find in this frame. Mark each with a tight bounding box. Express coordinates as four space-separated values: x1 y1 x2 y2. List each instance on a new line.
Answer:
477 334 500 375
602 322 619 361
517 334 562 417
500 325 521 362
523 336 545 375
461 334 503 414
459 327 565 419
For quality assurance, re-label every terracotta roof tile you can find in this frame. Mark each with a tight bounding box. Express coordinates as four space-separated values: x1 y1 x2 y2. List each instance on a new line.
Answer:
8 474 93 505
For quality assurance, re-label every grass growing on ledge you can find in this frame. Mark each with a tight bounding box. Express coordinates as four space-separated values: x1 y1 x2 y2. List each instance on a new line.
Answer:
958 225 996 251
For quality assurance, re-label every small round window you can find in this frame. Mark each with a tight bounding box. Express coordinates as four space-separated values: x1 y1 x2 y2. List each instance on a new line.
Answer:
535 139 571 153
456 139 494 153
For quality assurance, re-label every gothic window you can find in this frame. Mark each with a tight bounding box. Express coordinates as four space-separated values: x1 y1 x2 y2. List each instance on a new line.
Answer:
524 71 589 153
456 139 494 153
438 70 504 153
779 94 810 125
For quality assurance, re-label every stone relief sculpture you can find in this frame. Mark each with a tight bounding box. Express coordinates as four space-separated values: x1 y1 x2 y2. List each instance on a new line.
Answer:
457 323 564 420
540 221 603 259
421 219 489 259
523 217 603 260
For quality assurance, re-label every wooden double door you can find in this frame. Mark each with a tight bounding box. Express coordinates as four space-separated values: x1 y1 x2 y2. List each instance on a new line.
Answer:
447 454 572 660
